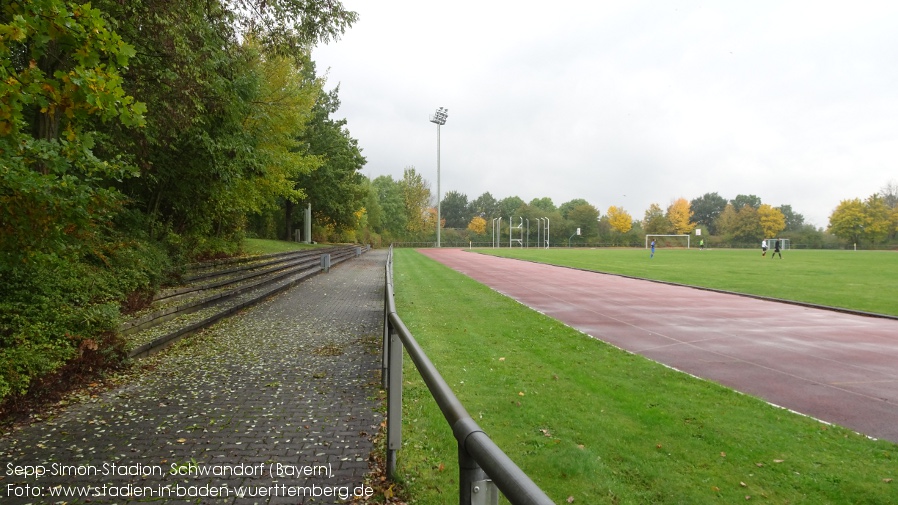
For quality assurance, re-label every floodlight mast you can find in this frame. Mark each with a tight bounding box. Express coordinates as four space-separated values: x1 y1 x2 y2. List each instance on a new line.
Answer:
429 107 448 247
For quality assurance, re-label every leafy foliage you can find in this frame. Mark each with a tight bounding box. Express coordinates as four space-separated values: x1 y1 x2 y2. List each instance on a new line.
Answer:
467 216 487 235
440 190 469 228
0 0 362 404
690 192 727 235
643 203 670 234
291 79 366 240
566 203 600 239
470 192 499 219
401 167 432 238
666 198 696 235
607 205 633 234
827 197 894 247
758 203 786 238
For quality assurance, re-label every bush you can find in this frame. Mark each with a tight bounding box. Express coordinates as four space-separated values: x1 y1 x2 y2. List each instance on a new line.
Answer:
0 238 171 404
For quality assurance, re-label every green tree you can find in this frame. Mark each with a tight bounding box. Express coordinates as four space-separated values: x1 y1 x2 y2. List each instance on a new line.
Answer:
732 205 764 243
293 81 367 240
360 177 383 233
715 204 736 238
643 203 670 234
778 204 805 231
731 194 762 210
372 175 406 238
0 0 149 401
1 0 145 264
471 192 499 220
401 167 431 237
828 198 866 245
529 197 557 213
863 194 892 246
441 191 469 228
237 42 322 240
690 192 727 235
567 204 600 241
499 196 526 218
106 0 264 250
559 198 591 219
228 0 358 54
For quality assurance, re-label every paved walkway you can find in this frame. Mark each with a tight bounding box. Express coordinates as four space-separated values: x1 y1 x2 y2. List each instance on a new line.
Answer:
0 249 388 504
420 249 898 443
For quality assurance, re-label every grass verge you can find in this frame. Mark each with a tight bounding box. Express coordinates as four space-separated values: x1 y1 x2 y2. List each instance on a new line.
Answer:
393 249 896 504
477 248 898 317
242 237 319 254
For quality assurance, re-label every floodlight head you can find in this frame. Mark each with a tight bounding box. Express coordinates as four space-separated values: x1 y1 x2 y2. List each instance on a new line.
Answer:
429 107 448 125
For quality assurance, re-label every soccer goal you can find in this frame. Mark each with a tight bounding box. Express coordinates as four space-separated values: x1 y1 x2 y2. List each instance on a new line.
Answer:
768 238 790 250
646 234 690 249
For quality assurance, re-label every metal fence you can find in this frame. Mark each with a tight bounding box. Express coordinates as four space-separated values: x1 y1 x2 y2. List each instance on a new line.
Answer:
382 246 555 505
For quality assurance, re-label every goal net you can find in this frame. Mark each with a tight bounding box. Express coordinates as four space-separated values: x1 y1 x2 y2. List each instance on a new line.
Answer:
646 234 690 249
768 238 790 250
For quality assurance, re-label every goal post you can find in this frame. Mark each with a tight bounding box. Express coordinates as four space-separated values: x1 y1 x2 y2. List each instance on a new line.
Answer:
646 234 690 249
768 238 790 250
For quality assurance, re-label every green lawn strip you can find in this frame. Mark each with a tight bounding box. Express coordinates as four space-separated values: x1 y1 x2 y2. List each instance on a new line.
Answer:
476 248 898 317
242 238 323 254
393 249 897 504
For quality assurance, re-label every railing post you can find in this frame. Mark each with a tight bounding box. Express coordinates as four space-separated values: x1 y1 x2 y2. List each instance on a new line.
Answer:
386 317 403 479
459 445 497 505
382 269 390 389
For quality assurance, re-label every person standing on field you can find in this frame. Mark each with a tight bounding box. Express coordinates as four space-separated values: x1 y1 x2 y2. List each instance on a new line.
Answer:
650 239 656 258
771 239 782 259
761 239 768 256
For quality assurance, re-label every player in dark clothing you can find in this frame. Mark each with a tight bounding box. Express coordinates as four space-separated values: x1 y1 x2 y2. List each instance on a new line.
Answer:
771 239 782 259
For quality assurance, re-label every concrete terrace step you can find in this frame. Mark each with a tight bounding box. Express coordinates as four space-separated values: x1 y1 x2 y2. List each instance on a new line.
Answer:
122 245 368 358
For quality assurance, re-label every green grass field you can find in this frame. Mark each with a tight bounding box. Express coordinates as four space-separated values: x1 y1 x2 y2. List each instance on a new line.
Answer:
392 248 897 504
242 237 321 254
475 247 898 317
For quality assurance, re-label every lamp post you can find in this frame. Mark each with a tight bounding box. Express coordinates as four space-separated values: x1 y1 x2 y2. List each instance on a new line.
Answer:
429 107 448 247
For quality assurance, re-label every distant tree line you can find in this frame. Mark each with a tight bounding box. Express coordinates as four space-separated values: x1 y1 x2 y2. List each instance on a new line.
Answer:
358 175 898 250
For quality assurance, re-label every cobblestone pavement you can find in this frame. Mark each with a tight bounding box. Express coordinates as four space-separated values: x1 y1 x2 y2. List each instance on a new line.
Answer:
0 249 388 505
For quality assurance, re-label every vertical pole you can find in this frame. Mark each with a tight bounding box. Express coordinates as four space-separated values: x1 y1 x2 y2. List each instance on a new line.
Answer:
382 272 390 390
436 124 441 248
304 203 312 244
458 445 490 505
386 321 403 479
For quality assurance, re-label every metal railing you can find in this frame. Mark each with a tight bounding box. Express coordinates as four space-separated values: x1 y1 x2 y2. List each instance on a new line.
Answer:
382 246 555 505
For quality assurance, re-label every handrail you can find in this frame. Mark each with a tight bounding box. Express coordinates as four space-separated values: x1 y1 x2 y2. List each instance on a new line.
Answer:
383 246 555 505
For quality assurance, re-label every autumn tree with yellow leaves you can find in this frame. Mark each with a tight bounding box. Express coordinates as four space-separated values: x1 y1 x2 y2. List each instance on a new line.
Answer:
607 206 633 234
666 198 696 235
758 204 787 238
467 216 487 235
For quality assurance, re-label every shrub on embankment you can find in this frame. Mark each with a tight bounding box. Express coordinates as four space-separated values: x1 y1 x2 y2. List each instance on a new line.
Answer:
0 238 171 410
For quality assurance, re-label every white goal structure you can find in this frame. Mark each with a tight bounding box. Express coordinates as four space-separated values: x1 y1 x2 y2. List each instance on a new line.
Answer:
646 234 690 249
767 238 790 250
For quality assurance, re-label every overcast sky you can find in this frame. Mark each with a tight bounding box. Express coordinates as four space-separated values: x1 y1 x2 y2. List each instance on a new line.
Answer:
312 0 898 228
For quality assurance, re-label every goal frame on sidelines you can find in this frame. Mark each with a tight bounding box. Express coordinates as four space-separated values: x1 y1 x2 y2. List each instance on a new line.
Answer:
645 234 690 249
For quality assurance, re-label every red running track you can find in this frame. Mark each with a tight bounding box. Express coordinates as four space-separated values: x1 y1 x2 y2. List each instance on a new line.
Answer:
419 248 898 443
